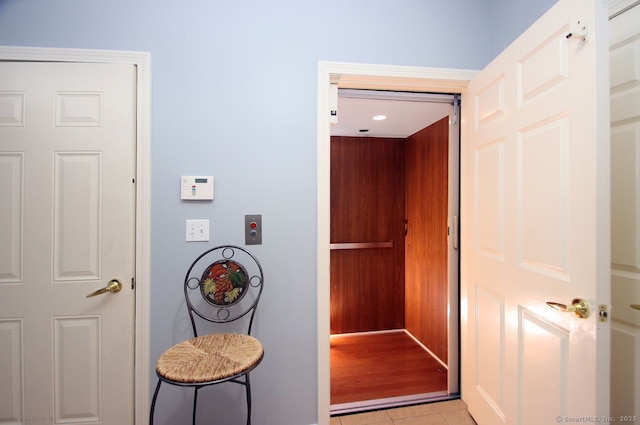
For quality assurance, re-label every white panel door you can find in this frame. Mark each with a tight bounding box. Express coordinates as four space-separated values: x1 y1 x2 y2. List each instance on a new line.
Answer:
461 1 610 424
610 2 640 419
0 62 135 425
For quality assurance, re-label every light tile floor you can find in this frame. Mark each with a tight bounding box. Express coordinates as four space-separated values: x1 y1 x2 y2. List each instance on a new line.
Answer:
330 399 477 425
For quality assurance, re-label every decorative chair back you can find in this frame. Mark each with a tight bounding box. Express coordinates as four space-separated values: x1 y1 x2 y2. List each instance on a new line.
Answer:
183 245 264 337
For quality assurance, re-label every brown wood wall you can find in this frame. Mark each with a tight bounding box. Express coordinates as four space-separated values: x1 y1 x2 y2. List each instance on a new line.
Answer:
405 117 450 362
330 136 406 334
330 118 450 362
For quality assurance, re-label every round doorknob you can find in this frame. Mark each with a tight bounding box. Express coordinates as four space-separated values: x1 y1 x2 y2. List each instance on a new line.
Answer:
546 298 590 318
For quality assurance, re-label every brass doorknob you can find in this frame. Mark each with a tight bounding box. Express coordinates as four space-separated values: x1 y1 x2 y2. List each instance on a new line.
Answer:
546 298 590 318
631 305 640 311
86 279 123 298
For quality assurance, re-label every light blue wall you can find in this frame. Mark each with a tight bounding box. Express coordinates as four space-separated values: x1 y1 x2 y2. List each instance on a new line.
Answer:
0 1 555 424
486 0 558 56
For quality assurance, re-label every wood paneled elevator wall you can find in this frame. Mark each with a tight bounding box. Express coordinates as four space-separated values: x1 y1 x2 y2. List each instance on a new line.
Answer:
330 136 406 333
330 116 450 363
405 116 449 362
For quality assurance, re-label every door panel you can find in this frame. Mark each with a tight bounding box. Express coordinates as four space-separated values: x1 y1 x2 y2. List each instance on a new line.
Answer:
53 316 101 421
330 136 405 333
54 153 101 281
610 2 640 418
461 0 610 423
0 152 22 282
0 62 135 425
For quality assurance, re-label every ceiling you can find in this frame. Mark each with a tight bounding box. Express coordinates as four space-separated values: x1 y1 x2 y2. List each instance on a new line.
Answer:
330 90 453 138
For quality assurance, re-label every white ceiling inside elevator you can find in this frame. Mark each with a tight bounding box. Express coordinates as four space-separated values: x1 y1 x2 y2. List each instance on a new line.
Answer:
330 90 453 138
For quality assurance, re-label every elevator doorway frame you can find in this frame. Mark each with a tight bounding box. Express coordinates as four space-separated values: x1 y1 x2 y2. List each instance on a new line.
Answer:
318 63 478 421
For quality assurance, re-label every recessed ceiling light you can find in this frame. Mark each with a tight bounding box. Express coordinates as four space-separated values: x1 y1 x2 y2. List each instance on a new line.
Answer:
372 114 387 121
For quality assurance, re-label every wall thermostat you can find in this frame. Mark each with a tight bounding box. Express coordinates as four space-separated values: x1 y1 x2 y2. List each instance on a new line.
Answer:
181 176 214 200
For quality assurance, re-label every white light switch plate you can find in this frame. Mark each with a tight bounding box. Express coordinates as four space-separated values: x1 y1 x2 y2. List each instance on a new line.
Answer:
186 219 209 242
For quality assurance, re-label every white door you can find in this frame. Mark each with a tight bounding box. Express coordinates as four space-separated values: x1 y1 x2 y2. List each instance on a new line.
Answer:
461 0 610 424
610 2 640 419
0 62 136 424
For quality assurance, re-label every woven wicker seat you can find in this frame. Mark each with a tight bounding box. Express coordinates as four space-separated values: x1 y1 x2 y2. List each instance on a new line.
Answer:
150 246 264 425
156 333 264 383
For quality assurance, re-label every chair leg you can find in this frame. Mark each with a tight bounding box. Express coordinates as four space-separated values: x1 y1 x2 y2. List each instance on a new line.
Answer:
245 374 252 425
149 379 163 425
193 387 200 425
151 379 252 425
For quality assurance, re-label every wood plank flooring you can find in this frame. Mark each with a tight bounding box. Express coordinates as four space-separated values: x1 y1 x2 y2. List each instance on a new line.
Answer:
330 331 448 406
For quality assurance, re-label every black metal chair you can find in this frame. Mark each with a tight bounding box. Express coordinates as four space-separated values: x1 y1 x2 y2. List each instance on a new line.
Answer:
150 245 264 425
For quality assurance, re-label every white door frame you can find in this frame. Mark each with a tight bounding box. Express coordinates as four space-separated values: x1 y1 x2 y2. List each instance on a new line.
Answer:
316 61 478 425
0 45 151 425
609 0 640 17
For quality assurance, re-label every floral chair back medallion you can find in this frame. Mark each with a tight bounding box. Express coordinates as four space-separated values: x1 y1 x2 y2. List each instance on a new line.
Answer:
201 260 248 306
